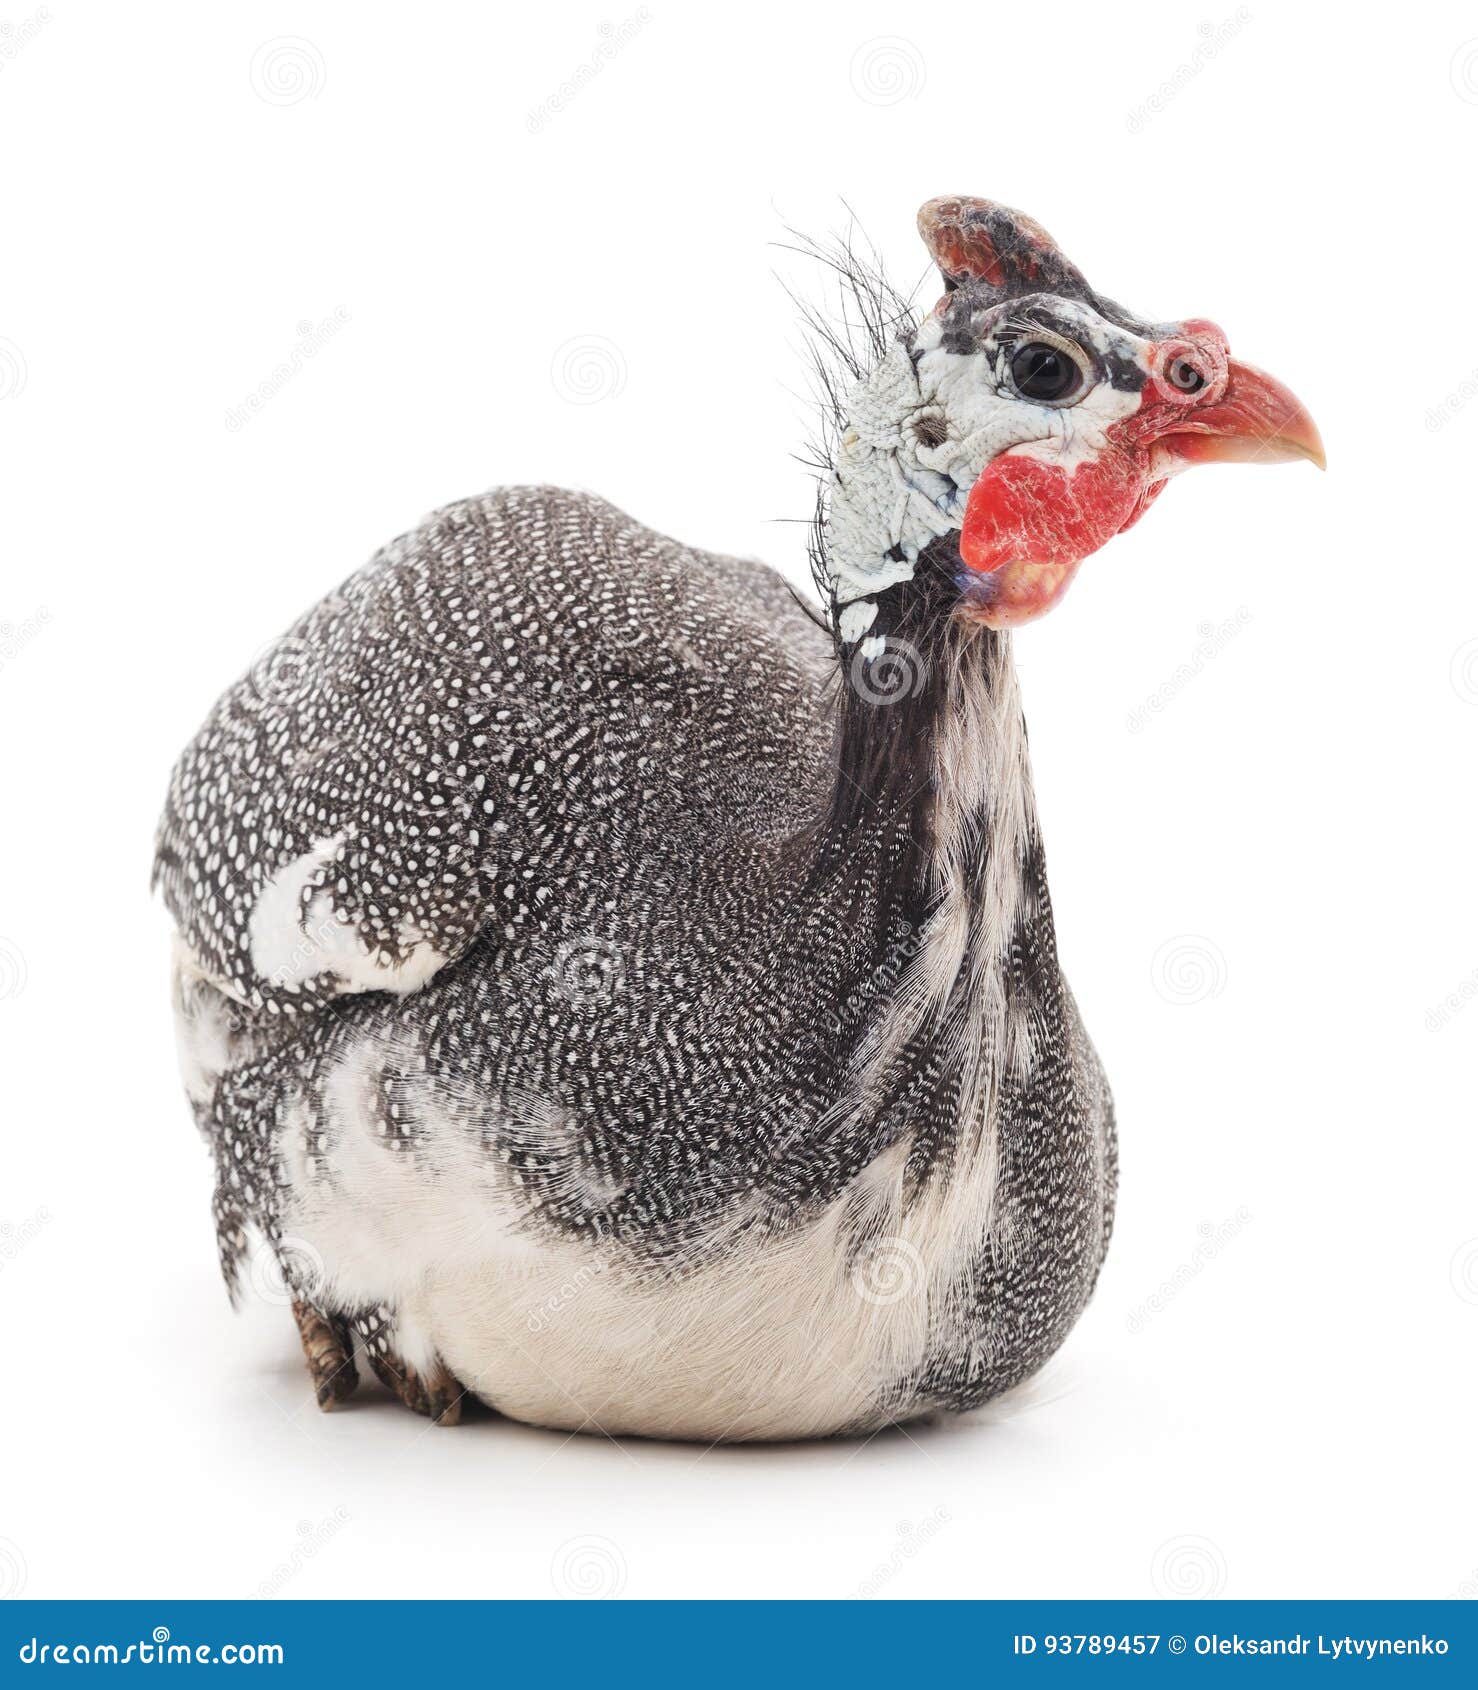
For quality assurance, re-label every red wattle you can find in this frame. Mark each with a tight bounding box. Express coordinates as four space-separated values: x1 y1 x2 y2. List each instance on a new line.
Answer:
957 443 1149 627
960 448 1146 574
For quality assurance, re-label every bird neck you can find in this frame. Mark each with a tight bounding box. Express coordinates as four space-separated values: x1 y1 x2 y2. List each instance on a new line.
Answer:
794 589 1049 1159
810 552 1041 967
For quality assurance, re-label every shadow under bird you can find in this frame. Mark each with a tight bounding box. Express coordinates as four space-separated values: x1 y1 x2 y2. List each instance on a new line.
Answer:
155 196 1323 1439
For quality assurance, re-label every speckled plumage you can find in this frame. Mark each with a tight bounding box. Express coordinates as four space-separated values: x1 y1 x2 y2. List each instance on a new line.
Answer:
156 480 1115 1438
160 195 1277 1439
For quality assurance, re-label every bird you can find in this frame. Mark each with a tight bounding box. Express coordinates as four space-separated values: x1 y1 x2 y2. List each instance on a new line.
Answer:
154 196 1322 1440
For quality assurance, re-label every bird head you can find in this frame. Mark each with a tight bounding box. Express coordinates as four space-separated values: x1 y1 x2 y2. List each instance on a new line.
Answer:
824 196 1323 645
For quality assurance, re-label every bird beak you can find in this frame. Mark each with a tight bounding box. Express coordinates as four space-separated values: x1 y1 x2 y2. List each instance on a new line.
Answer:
1160 358 1326 470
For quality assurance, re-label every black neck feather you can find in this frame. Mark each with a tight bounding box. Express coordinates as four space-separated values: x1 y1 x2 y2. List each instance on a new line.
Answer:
805 531 1006 929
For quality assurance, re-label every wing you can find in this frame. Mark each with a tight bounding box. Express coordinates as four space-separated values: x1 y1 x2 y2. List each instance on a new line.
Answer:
153 485 834 1017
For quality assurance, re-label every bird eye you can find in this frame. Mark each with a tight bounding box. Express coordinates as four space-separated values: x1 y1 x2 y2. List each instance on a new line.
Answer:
1009 340 1084 404
1167 356 1206 393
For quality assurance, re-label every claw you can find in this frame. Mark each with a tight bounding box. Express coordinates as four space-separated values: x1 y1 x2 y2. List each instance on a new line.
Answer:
291 1299 358 1412
426 1368 464 1428
367 1345 466 1426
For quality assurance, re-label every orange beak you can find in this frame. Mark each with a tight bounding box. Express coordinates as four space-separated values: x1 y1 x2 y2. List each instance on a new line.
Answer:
1161 358 1326 470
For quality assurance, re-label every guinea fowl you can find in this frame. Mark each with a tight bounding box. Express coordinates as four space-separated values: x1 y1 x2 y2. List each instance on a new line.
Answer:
155 196 1322 1440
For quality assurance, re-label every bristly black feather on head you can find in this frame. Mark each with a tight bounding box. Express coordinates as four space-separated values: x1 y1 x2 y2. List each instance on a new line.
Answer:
774 214 923 641
776 218 994 913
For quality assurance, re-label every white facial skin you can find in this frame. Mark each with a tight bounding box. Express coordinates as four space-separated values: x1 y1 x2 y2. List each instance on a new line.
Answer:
825 296 1159 640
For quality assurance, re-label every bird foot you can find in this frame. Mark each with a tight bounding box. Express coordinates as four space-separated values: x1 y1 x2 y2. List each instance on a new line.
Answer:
365 1344 466 1426
293 1298 466 1424
351 1305 466 1425
291 1299 359 1412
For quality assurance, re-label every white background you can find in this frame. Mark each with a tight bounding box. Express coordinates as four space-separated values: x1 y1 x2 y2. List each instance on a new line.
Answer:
1 0 1475 1602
